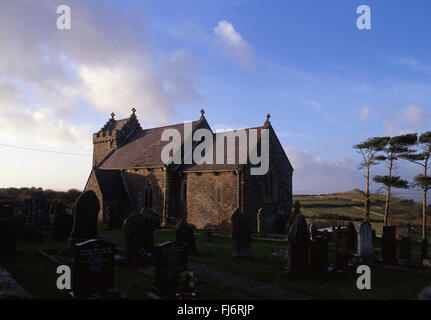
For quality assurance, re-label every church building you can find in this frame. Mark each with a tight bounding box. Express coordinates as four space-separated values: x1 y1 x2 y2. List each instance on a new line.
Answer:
84 108 293 232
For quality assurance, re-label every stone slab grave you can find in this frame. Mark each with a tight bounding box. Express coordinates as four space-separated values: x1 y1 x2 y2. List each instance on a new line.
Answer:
309 236 328 275
358 221 374 264
176 219 197 255
0 266 31 299
333 227 350 270
151 241 187 299
124 210 156 268
0 218 17 257
382 225 397 262
231 208 253 258
71 239 122 300
399 235 412 263
285 212 309 275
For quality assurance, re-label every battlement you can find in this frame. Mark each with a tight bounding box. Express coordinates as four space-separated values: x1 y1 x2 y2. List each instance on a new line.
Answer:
92 108 141 166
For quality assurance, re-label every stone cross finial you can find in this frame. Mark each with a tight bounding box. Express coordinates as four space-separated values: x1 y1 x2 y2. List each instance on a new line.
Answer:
264 113 271 126
200 108 205 118
111 112 115 119
131 107 136 114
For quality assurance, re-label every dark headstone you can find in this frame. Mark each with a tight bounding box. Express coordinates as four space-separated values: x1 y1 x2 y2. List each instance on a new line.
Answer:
124 210 156 268
203 225 214 241
309 236 328 275
36 209 50 227
19 223 41 242
10 213 27 232
52 213 74 242
421 239 428 260
231 208 253 258
399 235 411 263
358 221 374 264
286 213 309 274
0 219 17 256
382 225 397 262
72 239 120 300
106 202 122 231
154 241 187 299
333 228 349 269
346 222 357 251
0 204 13 219
70 190 100 245
176 219 197 255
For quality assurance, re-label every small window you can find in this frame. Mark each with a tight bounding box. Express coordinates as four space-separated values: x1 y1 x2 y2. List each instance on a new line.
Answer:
180 181 187 202
216 186 221 202
144 186 153 208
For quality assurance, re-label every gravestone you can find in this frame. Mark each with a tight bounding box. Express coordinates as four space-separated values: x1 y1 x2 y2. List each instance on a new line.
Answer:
309 236 328 275
257 208 265 237
358 221 374 264
106 202 122 231
124 210 156 268
36 209 50 227
309 224 318 240
19 223 41 242
10 213 27 232
382 225 397 262
176 219 197 255
333 228 350 269
69 190 100 246
286 212 309 274
52 212 74 242
154 241 187 299
72 239 120 299
203 225 214 241
346 222 357 252
231 208 253 258
0 219 17 256
399 235 411 263
0 204 13 219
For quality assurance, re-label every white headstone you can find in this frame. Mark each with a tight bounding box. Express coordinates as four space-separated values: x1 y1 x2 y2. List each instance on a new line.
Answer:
358 221 373 262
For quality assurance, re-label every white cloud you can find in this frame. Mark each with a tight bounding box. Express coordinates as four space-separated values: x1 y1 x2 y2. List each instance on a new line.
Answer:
284 145 362 194
390 56 431 74
359 106 371 122
213 20 256 70
384 105 430 136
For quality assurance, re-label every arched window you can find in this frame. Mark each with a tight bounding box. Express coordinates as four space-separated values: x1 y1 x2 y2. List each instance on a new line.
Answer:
144 185 153 208
216 186 221 202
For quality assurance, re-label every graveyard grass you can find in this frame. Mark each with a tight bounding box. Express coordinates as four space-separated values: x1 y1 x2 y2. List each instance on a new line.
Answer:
102 225 431 300
1 214 430 300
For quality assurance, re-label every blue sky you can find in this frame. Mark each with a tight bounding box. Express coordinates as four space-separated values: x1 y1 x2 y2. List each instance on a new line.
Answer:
0 0 430 197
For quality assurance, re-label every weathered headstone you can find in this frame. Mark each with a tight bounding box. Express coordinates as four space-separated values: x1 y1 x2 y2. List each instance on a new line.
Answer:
106 202 122 231
399 235 411 263
154 241 187 299
10 213 27 232
52 212 74 242
231 208 253 258
346 222 357 252
124 210 156 268
358 221 374 264
72 239 120 300
382 225 397 262
309 236 328 275
176 219 197 255
257 208 265 237
19 223 41 242
203 224 215 241
0 219 17 256
36 208 50 227
286 204 309 274
69 190 100 246
333 228 350 269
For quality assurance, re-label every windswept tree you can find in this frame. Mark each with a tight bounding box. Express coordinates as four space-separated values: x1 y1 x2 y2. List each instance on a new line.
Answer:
354 136 390 222
373 133 418 225
400 131 431 259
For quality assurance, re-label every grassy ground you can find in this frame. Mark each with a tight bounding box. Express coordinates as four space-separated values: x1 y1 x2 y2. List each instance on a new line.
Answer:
102 226 431 300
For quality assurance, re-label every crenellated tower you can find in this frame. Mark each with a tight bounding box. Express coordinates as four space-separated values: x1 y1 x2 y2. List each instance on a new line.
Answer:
92 108 142 167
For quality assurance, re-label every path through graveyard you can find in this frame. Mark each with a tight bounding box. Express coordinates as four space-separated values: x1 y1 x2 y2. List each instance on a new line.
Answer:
99 232 311 300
